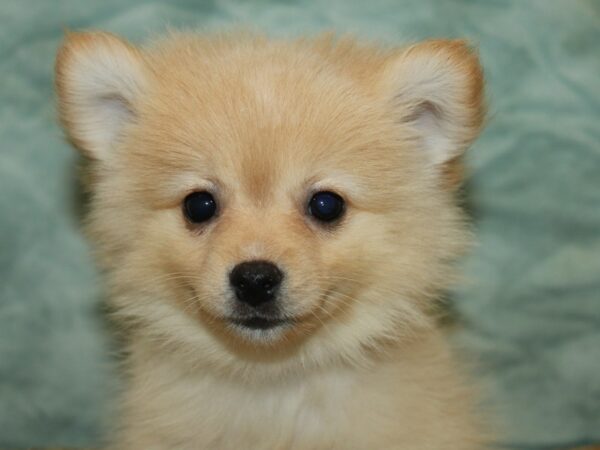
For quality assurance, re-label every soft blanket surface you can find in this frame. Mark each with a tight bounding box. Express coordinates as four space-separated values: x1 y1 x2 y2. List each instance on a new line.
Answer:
0 0 599 448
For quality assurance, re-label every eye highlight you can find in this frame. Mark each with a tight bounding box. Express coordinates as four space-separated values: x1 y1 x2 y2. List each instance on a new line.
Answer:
308 191 345 223
183 191 217 224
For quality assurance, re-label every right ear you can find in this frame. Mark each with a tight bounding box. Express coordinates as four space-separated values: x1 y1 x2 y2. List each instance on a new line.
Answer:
55 31 148 160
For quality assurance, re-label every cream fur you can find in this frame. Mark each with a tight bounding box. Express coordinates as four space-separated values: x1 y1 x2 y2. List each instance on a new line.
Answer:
55 30 488 449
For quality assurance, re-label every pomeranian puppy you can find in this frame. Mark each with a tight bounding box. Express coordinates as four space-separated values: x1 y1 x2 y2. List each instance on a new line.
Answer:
55 29 486 449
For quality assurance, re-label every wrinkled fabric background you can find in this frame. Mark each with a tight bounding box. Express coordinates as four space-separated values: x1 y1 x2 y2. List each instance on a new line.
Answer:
0 0 599 448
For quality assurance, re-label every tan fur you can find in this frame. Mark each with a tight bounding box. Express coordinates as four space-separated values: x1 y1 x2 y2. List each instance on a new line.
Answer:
56 30 487 449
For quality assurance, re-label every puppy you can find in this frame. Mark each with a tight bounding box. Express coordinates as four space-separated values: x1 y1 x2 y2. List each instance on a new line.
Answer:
55 30 487 449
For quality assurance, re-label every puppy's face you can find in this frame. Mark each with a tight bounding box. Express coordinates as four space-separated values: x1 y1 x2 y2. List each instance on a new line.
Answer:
56 32 483 362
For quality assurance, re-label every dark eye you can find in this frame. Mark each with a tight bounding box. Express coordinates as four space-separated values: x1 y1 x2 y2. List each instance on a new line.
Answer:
308 191 345 223
183 191 217 224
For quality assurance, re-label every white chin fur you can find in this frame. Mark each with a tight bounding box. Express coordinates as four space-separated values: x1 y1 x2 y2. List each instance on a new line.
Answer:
228 322 291 344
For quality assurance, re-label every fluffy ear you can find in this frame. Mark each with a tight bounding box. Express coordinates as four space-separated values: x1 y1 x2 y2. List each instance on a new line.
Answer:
379 40 485 186
55 31 148 160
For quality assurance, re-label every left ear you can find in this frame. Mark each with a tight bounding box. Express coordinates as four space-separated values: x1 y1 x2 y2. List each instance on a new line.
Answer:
55 31 148 161
379 40 485 187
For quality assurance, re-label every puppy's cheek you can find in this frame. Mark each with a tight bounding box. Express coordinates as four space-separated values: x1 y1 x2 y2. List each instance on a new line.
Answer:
310 279 363 326
280 281 316 317
146 255 226 322
278 260 327 317
169 283 227 326
304 235 389 323
282 268 345 324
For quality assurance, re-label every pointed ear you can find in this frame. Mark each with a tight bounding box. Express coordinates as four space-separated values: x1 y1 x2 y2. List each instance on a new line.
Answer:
379 40 485 187
55 31 148 160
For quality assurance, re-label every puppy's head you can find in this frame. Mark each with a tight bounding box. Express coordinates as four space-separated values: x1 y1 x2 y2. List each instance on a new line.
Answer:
55 31 484 370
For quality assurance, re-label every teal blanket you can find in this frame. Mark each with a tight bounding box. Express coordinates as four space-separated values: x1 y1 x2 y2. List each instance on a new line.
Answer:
1 0 599 448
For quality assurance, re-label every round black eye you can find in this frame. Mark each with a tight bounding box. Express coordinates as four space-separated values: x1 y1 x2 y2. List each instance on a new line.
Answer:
183 191 217 224
308 191 345 223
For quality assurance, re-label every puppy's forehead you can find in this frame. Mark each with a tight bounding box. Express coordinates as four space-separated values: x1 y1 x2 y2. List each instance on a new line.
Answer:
136 40 400 201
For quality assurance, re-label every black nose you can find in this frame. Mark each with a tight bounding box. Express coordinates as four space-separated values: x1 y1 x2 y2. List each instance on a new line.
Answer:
229 260 284 307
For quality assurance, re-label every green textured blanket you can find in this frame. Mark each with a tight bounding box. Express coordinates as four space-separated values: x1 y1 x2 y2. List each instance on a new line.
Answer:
1 0 599 448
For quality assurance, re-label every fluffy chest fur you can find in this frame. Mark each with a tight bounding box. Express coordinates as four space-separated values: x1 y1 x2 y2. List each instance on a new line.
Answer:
117 333 483 450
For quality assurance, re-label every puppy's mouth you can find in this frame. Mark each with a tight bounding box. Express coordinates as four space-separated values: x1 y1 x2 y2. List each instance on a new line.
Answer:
230 316 291 330
225 299 294 332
